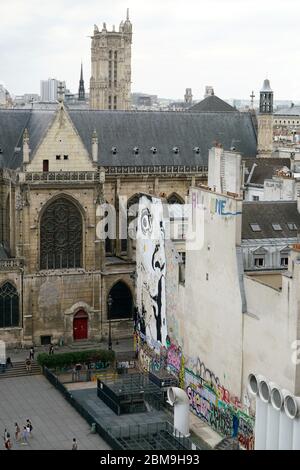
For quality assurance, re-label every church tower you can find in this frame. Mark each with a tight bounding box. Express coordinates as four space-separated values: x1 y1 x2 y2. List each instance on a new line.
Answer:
78 63 85 101
257 78 274 157
90 9 132 110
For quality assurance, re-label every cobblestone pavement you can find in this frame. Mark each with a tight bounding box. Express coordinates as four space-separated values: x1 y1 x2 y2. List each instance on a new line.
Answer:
0 375 111 450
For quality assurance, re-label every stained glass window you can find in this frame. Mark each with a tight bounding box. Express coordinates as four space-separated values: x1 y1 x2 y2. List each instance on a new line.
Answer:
40 198 82 270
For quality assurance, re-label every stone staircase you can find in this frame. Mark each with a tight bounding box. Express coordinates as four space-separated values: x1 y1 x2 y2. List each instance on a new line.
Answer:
0 361 41 379
68 340 100 350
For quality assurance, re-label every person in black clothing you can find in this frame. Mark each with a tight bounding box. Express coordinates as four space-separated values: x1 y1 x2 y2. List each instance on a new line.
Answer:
29 347 35 361
6 357 13 368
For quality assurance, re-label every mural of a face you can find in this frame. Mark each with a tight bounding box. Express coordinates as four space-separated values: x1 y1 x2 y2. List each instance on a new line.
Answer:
136 196 168 349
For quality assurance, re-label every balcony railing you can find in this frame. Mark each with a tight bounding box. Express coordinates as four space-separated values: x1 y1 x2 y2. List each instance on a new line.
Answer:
104 165 208 175
0 259 24 271
24 171 99 183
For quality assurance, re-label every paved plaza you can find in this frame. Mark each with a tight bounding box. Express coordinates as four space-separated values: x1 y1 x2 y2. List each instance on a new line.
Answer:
0 375 111 450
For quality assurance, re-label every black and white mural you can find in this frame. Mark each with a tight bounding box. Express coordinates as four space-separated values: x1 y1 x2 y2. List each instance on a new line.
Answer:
136 195 168 350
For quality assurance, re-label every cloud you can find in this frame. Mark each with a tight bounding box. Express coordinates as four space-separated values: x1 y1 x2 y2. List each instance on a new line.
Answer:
0 0 299 100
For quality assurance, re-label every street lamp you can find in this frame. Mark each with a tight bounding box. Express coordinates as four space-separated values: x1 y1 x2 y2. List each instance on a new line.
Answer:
107 294 113 350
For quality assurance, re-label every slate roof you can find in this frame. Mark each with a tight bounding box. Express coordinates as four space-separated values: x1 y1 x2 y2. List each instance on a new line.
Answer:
0 110 54 170
243 157 291 185
242 201 300 239
188 95 236 113
0 108 257 169
274 106 300 116
0 244 8 260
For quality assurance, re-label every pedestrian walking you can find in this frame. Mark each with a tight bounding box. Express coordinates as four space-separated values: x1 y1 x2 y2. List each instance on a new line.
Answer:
29 347 35 361
3 428 8 442
15 423 20 441
48 344 54 355
26 419 33 436
6 357 13 368
71 438 78 450
4 433 12 450
21 426 29 445
25 357 32 372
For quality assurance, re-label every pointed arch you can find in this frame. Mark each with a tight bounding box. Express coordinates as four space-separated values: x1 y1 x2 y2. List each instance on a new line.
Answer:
0 281 19 328
40 197 83 270
167 193 184 205
107 281 133 319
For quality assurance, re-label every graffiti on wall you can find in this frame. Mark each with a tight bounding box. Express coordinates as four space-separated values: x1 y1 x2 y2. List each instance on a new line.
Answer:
136 195 168 349
167 343 182 375
137 333 167 373
185 369 254 450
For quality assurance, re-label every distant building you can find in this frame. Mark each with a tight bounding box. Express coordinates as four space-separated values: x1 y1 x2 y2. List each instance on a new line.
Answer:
204 85 214 98
14 94 40 106
188 93 237 113
184 88 193 104
131 93 158 108
40 78 66 102
0 85 12 109
90 10 132 110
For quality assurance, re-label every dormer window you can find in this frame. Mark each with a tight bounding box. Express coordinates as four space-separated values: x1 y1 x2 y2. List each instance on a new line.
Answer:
173 147 179 154
151 147 157 154
133 147 139 155
193 147 200 154
111 147 117 155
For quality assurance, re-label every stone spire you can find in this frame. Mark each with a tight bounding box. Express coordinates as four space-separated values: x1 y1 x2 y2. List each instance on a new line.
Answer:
78 62 85 101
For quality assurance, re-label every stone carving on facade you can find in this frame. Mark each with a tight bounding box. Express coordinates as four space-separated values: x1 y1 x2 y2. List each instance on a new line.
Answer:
15 184 30 210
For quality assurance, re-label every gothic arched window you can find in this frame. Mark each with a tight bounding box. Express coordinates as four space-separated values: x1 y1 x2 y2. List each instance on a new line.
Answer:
40 198 83 270
0 282 19 328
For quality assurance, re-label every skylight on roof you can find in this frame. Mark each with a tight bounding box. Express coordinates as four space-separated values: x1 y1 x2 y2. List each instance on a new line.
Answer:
272 223 282 231
287 223 297 230
250 223 261 232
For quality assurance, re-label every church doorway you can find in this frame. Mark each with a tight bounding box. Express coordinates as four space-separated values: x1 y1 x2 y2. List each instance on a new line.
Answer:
73 310 88 340
107 282 133 319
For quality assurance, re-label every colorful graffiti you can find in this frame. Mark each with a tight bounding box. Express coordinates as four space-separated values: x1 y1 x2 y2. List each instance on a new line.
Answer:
167 343 182 374
186 369 254 450
136 331 254 450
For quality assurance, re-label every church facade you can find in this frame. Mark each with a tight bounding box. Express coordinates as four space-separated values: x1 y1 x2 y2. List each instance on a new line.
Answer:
0 91 257 347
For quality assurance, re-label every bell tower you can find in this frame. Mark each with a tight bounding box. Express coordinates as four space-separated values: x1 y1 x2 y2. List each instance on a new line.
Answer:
90 10 132 110
257 78 274 157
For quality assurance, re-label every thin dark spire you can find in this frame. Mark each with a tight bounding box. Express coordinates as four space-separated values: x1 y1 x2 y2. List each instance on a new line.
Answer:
78 62 85 101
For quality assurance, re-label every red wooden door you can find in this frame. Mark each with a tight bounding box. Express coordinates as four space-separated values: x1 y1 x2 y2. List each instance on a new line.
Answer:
73 316 88 340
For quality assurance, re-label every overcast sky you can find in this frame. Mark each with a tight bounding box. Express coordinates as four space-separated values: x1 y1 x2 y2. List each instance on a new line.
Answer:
0 0 299 100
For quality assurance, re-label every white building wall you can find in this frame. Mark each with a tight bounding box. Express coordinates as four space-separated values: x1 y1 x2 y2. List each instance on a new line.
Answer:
181 187 244 397
244 186 264 201
264 178 295 200
208 147 242 195
243 267 300 395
